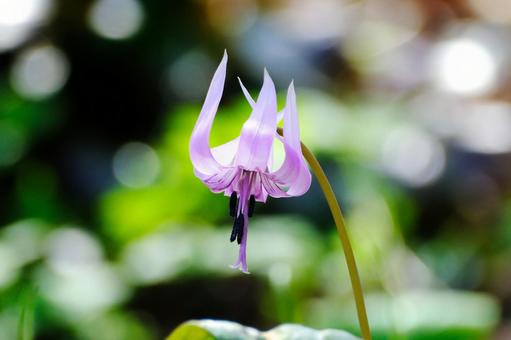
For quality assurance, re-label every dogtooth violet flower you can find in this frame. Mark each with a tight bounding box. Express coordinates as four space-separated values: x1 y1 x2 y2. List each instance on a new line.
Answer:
189 51 311 273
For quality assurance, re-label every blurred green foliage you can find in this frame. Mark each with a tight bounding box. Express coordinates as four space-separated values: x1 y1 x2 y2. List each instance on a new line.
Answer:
0 0 509 339
0 93 502 339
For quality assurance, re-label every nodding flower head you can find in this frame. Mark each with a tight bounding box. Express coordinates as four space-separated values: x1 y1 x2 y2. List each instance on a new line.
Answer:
189 51 311 273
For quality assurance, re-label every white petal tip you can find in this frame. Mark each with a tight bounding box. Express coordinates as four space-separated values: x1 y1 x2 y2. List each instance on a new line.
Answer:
262 68 275 87
288 80 295 91
221 50 228 62
287 83 296 100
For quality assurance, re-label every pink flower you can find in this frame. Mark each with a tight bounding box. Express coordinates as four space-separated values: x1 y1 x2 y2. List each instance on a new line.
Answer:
189 51 311 273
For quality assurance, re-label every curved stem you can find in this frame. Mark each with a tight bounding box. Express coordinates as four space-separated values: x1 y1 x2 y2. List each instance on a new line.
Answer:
277 128 371 340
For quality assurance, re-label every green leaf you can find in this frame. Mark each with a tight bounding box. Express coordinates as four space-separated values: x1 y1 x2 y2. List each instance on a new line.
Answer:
17 286 37 340
167 320 360 340
265 324 360 339
167 320 258 340
167 324 216 340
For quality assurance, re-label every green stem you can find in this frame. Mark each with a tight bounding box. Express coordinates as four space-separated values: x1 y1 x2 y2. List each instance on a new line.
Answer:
277 128 371 340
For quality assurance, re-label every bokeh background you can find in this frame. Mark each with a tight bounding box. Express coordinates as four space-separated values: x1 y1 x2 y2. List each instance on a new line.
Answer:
0 0 511 339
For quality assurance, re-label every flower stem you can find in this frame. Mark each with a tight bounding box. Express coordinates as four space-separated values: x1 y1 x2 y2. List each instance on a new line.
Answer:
277 128 371 340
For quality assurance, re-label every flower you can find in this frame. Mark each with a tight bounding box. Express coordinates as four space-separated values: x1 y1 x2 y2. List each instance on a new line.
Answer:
189 51 311 273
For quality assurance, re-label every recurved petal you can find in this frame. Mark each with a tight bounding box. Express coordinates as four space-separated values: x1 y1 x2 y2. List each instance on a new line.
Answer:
211 137 239 167
282 81 301 150
268 82 311 196
189 51 227 176
202 167 240 193
234 70 278 171
238 77 256 108
261 173 289 198
238 77 284 123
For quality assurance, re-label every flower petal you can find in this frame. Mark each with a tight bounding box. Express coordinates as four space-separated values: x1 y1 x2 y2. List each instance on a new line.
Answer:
237 77 256 108
261 172 289 198
252 172 268 202
202 167 240 193
189 51 227 176
238 78 280 173
239 77 284 123
269 82 311 196
234 70 278 171
282 81 301 150
211 137 239 167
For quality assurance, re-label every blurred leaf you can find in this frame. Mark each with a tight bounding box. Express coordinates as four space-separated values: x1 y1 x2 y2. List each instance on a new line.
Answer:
0 84 62 141
17 286 36 340
303 291 499 339
15 163 66 222
73 311 153 340
167 323 215 340
167 320 359 340
265 324 359 339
